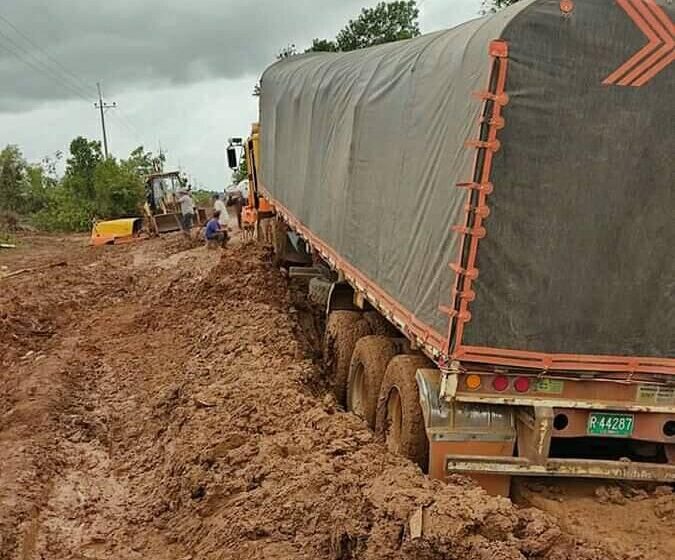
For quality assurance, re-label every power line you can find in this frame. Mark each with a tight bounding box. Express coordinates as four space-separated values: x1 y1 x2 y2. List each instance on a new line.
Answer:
0 12 164 160
0 25 93 102
109 114 142 143
0 31 151 153
112 109 145 143
0 34 92 104
0 12 97 98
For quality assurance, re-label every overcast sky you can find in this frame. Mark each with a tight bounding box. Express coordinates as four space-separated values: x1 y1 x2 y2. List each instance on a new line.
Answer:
0 0 483 188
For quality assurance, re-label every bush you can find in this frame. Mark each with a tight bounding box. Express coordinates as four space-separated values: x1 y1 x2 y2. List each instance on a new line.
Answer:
0 229 16 245
33 186 95 232
94 159 144 220
1 138 160 233
0 209 20 231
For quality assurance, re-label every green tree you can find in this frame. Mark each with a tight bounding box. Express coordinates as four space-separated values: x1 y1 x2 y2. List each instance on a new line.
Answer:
308 1 420 53
22 164 51 215
125 146 165 176
33 138 154 231
254 1 421 95
232 153 248 185
308 38 338 52
40 151 63 180
0 145 27 213
3 136 168 232
63 136 103 200
93 158 145 220
34 185 94 232
481 0 520 14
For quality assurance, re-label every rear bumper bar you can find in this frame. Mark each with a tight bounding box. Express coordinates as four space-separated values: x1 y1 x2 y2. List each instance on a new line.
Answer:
445 455 675 482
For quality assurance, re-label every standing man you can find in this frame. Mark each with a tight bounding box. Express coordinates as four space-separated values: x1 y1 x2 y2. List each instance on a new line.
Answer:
177 189 195 236
213 194 228 228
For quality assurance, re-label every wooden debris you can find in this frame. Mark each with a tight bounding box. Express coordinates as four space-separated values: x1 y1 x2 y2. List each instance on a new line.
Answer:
0 260 66 281
194 398 217 409
409 506 424 540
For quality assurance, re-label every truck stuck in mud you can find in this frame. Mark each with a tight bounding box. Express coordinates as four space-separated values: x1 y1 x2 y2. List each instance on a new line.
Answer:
234 0 674 495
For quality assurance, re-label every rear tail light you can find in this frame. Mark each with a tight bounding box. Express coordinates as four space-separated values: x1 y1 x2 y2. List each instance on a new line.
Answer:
465 374 482 391
492 375 509 392
514 376 531 393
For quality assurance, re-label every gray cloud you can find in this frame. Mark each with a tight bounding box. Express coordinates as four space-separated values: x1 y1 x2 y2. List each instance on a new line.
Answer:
0 0 483 187
0 0 372 110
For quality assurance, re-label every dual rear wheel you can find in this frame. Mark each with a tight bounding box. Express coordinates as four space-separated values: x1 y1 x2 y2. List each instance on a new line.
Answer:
375 355 430 468
324 311 429 469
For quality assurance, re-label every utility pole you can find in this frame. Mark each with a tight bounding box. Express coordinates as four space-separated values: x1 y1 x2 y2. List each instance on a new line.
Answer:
95 82 116 158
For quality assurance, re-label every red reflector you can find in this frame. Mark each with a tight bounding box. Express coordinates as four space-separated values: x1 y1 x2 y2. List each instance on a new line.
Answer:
514 377 530 393
492 375 509 392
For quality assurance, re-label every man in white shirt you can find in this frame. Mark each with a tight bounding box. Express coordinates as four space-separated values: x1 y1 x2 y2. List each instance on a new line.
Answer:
213 194 228 227
177 189 195 234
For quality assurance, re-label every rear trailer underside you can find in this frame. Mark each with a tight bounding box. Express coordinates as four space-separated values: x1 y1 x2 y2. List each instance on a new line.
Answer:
417 369 674 489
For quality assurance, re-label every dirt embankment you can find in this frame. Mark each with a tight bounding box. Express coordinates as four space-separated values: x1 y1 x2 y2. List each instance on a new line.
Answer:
0 235 672 560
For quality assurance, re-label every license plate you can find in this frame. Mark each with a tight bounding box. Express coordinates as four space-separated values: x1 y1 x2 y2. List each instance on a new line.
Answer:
587 413 634 437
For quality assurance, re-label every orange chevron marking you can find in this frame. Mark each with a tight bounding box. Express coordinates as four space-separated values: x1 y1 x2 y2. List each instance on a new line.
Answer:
603 0 674 87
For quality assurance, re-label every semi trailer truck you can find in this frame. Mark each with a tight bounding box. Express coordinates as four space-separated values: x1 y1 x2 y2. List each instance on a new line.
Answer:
238 0 674 495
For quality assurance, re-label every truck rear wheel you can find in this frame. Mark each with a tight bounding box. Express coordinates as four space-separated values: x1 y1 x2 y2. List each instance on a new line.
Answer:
323 311 372 405
271 219 288 266
376 355 430 469
346 336 398 428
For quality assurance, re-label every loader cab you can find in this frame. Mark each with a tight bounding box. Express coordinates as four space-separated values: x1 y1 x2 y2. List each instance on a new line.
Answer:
143 170 200 235
145 171 184 214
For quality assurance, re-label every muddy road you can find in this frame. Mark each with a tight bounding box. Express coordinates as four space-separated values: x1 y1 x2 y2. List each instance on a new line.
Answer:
1 234 673 560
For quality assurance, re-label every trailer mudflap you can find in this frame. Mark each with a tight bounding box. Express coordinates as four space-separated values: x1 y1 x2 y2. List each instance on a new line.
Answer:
445 455 675 483
418 368 517 495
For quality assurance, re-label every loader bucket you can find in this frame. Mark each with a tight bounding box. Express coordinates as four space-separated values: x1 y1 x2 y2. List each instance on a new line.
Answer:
90 218 143 246
153 213 182 234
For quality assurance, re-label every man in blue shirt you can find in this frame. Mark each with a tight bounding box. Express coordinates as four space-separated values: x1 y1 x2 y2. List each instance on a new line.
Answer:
205 211 229 247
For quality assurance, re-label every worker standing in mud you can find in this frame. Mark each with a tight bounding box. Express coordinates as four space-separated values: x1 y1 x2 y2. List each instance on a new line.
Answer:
177 189 195 236
213 194 228 229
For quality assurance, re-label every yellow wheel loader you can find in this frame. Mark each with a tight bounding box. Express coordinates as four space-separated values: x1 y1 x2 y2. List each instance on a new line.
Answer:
90 170 206 245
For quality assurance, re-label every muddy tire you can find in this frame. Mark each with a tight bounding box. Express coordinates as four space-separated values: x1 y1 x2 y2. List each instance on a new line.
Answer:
376 354 431 469
347 336 398 428
308 277 332 309
323 311 372 405
271 219 288 267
